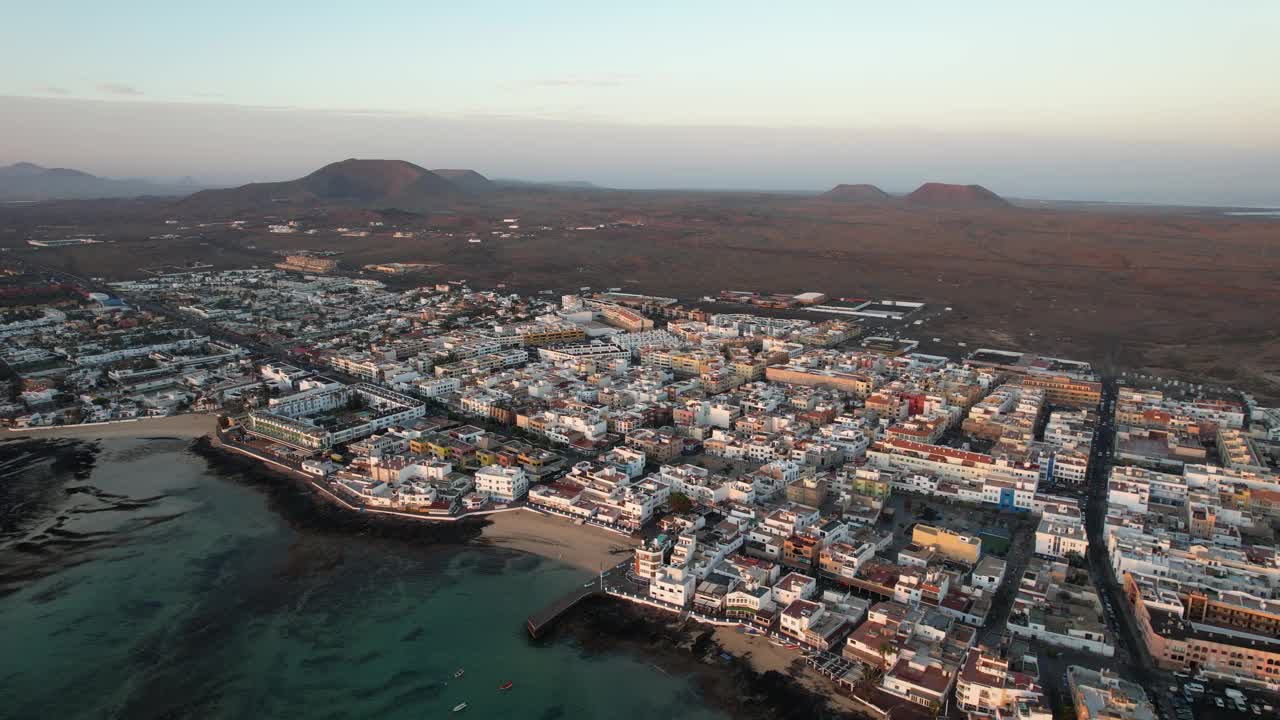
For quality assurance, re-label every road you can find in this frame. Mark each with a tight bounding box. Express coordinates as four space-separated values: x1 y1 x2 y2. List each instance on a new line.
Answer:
1081 378 1165 688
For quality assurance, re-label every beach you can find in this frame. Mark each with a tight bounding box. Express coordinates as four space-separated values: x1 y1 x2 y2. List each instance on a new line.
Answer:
712 627 865 714
712 628 799 674
3 413 218 440
478 509 638 573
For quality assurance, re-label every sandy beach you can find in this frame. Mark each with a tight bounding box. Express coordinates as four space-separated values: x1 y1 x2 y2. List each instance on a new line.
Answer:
713 627 799 673
713 627 865 713
478 509 638 572
2 414 218 441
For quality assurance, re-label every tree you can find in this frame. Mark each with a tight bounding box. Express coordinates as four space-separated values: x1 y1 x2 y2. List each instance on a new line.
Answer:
668 492 693 514
346 392 364 412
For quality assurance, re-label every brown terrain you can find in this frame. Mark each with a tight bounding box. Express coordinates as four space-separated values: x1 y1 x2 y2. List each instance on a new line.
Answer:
906 182 1011 209
430 169 496 193
3 159 1278 400
179 158 464 214
819 184 892 205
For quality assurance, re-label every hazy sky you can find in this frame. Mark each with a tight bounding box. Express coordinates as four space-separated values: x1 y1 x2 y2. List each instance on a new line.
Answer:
3 1 1278 204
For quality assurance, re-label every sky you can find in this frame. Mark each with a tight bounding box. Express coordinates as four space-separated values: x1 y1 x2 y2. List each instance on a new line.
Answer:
2 1 1278 204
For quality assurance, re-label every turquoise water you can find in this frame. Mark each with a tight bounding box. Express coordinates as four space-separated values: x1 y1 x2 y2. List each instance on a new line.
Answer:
0 439 725 720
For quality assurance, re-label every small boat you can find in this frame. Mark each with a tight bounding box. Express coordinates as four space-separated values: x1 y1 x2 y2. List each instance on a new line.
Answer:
499 681 513 691
452 703 468 713
454 668 465 678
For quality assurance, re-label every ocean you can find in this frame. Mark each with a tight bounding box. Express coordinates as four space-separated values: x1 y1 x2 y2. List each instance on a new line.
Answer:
0 437 726 720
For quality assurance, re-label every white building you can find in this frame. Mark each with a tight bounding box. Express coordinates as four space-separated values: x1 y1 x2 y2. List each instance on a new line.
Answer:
650 565 696 607
1034 518 1089 559
473 465 529 502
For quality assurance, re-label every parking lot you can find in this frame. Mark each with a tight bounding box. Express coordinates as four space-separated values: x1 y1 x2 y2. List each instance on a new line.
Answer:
1162 679 1275 720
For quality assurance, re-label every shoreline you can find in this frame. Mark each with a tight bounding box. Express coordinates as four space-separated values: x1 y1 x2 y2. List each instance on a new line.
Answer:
188 436 491 546
477 509 638 573
5 418 634 573
711 627 869 716
2 414 218 441
5 433 860 718
551 595 861 720
190 435 635 573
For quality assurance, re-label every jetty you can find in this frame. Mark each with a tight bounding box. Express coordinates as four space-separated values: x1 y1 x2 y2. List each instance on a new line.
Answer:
527 586 601 638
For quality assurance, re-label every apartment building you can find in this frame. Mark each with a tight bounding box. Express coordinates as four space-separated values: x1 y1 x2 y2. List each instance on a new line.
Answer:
517 323 586 347
1021 375 1101 408
473 465 529 502
1034 518 1088 559
277 255 337 273
766 365 876 397
1065 666 1155 720
955 646 1042 716
1126 574 1280 691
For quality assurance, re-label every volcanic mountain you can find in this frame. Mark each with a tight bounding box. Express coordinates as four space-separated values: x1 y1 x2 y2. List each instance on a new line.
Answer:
905 182 1010 209
819 183 892 204
431 169 495 193
0 162 197 200
180 159 461 212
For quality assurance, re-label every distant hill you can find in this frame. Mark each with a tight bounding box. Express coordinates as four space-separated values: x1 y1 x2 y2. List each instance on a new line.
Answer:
180 159 460 213
906 182 1010 209
820 183 892 204
0 162 198 200
431 169 495 193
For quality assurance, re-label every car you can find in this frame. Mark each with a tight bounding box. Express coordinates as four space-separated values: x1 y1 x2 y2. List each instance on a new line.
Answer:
1215 698 1225 708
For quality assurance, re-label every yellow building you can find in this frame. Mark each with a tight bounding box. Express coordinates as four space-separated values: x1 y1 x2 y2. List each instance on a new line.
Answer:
912 524 981 564
518 325 586 347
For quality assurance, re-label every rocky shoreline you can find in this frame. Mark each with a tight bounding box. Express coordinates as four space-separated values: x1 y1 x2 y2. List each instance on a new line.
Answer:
192 436 861 718
546 595 861 720
189 436 490 546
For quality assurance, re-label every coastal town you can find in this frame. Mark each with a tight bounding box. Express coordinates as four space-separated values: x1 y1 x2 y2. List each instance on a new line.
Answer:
3 261 1279 720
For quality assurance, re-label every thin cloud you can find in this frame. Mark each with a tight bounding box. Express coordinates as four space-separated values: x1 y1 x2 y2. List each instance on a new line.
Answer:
98 82 143 96
528 73 638 89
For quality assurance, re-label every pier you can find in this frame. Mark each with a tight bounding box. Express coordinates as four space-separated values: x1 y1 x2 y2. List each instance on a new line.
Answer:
527 586 601 639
